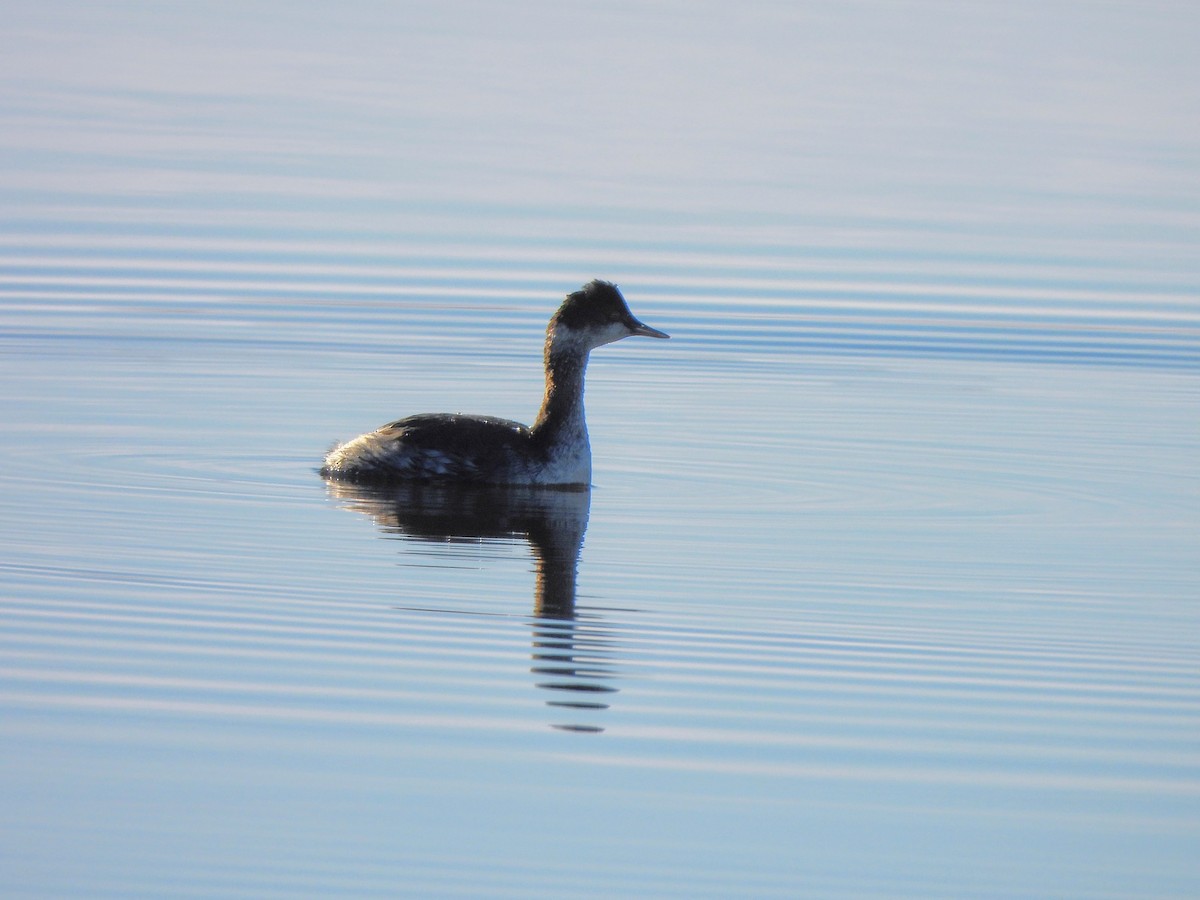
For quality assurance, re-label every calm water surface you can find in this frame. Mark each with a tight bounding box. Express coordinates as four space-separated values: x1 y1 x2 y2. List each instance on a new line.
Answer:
2 2 1199 897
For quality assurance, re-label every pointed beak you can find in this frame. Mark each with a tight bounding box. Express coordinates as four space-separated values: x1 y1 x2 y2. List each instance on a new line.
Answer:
627 318 670 340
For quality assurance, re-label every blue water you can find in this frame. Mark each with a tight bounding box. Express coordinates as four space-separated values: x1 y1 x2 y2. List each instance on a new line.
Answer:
2 2 1199 897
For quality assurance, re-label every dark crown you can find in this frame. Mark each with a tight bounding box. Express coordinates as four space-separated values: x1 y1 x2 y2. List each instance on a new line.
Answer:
554 279 631 329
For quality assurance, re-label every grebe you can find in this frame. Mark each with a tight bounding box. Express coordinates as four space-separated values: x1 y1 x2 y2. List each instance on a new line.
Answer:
320 279 669 486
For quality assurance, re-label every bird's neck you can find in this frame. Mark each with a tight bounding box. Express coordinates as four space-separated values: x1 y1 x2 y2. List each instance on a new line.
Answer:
531 343 590 452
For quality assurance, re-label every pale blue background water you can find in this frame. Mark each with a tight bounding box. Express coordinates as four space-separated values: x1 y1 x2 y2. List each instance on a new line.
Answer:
2 2 1198 897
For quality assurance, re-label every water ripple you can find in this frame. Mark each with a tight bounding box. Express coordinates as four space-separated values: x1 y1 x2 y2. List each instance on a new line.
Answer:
3 227 1197 368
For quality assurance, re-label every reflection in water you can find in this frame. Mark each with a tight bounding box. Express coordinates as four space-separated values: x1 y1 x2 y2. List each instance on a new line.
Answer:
531 614 619 735
323 481 620 732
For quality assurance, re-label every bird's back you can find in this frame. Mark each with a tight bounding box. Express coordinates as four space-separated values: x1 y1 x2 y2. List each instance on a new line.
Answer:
321 413 534 483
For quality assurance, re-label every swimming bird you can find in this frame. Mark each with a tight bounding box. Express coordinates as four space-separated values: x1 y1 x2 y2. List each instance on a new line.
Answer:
320 279 669 486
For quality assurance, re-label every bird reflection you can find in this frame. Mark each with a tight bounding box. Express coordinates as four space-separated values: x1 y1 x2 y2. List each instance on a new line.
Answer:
323 480 619 732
